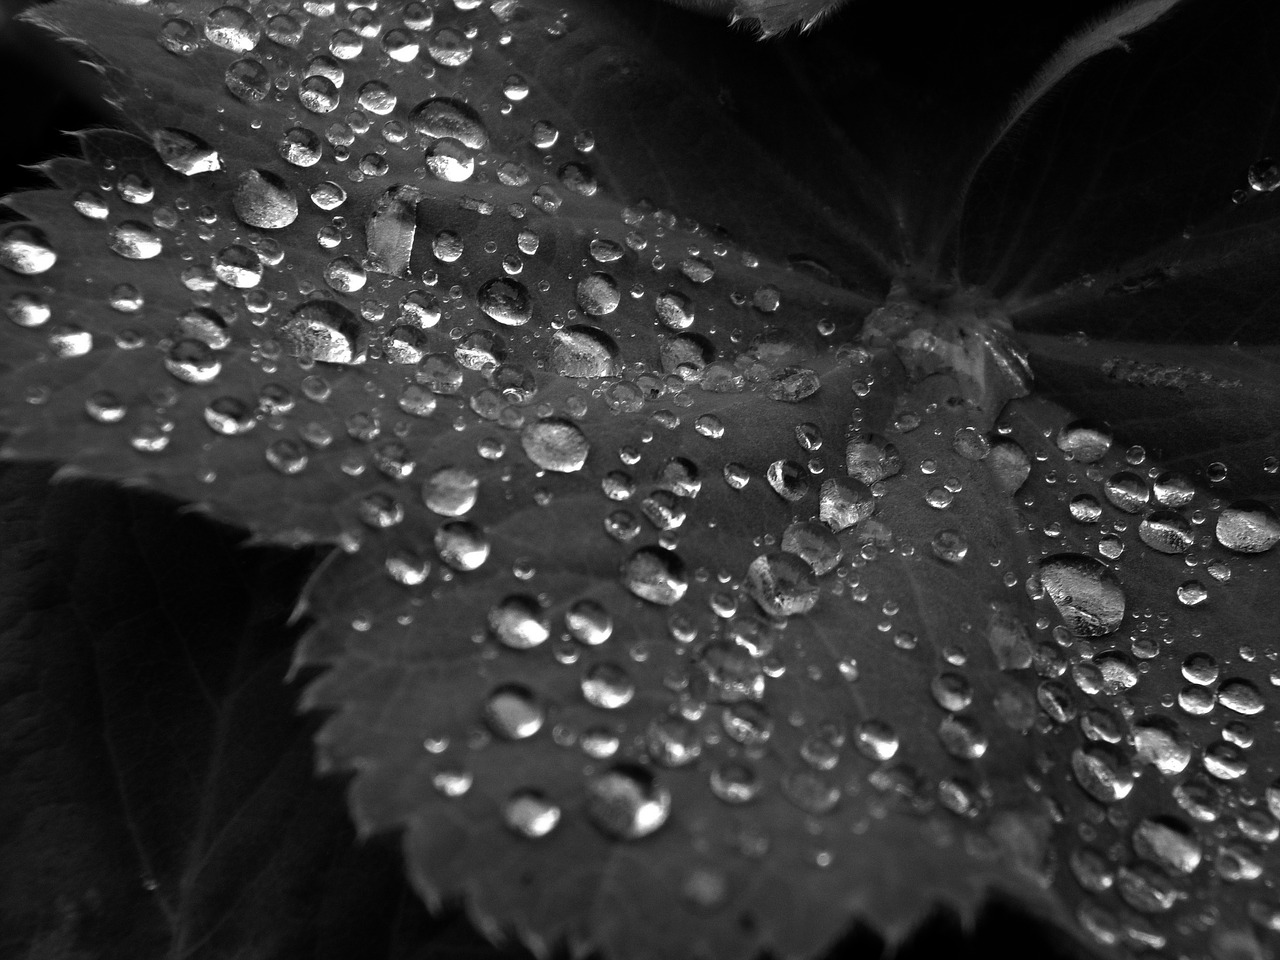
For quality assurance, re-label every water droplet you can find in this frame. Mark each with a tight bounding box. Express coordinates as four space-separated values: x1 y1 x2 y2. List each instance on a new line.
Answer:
937 714 987 759
1132 817 1201 874
1138 510 1193 554
427 26 472 66
845 435 900 485
565 599 612 645
489 594 549 650
409 97 488 149
484 684 543 739
988 439 1031 493
1071 744 1134 803
1216 501 1280 554
586 765 670 839
204 5 261 51
576 272 620 316
778 522 842 577
1133 716 1191 775
1039 554 1125 637
1219 678 1264 715
622 546 687 605
5 291 50 327
422 466 479 517
283 300 366 364
478 277 532 326
818 477 873 532
1057 421 1111 463
152 128 220 175
550 326 619 378
158 17 200 55
766 460 809 502
581 662 635 708
648 715 702 767
279 126 323 167
265 438 308 475
164 338 221 383
745 553 819 617
233 170 297 229
931 529 969 563
710 762 761 804
854 719 898 761
503 790 560 838
108 221 162 259
1104 472 1149 513
0 225 56 274
212 244 263 289
434 521 489 572
521 418 588 472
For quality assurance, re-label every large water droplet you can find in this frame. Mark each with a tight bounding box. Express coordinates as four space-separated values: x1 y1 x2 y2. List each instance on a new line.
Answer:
164 338 221 384
550 326 619 377
282 300 366 364
1133 716 1191 775
409 97 488 149
108 221 162 260
576 272 620 316
1132 817 1201 874
621 546 687 605
489 595 549 650
586 765 671 840
233 170 297 229
205 5 261 51
566 599 612 645
1216 501 1280 554
503 790 560 838
745 553 819 617
435 520 490 571
1138 511 1193 554
484 684 543 739
0 225 56 274
521 417 588 472
581 662 635 709
423 466 479 516
478 277 532 326
152 128 220 175
1039 554 1125 637
366 184 421 276
1057 421 1111 463
845 435 900 485
818 478 873 532
1072 744 1134 803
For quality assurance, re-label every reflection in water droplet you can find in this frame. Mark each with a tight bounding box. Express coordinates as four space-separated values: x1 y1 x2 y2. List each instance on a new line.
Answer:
205 5 261 51
586 765 670 839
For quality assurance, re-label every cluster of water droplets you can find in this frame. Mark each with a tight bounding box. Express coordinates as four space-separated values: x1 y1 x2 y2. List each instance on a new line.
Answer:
3 0 1280 952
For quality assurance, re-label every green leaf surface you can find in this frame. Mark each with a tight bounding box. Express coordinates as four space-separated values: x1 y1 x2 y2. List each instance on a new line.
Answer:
1 1 1279 959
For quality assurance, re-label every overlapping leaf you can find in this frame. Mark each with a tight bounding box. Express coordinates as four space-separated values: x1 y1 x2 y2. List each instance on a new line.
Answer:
2 1 1280 960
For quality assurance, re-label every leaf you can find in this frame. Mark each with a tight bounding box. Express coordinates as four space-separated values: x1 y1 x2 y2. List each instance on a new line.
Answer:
0 461 441 960
2 2 1280 960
